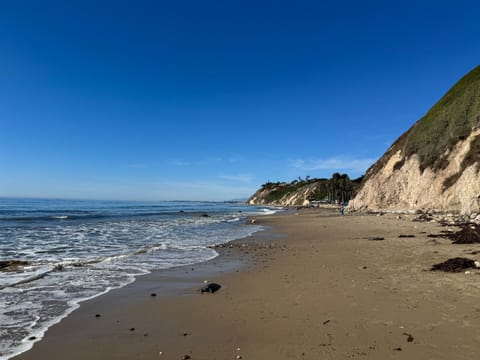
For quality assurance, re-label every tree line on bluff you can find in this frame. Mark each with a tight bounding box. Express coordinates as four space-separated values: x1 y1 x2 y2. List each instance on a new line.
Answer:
260 173 363 204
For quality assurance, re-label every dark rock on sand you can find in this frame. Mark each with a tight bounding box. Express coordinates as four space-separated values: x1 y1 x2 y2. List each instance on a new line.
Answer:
430 257 476 272
201 282 221 293
403 332 414 342
398 234 415 238
368 237 385 241
413 213 433 222
0 260 29 271
200 213 209 217
449 225 480 244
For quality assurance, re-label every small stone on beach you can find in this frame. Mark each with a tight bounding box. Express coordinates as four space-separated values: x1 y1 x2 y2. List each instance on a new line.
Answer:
201 282 221 294
95 314 101 318
151 293 157 297
130 327 135 331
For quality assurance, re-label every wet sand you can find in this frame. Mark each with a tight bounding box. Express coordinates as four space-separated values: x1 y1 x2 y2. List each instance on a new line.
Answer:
14 208 480 359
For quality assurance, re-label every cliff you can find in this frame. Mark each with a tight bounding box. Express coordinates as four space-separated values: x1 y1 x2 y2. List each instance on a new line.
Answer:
248 175 362 206
350 66 480 214
248 181 325 206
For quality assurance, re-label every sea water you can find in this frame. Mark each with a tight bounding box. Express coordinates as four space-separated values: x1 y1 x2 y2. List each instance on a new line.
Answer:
0 198 280 359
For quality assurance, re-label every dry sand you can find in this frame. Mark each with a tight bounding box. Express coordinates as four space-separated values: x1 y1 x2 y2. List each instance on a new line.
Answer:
13 208 480 360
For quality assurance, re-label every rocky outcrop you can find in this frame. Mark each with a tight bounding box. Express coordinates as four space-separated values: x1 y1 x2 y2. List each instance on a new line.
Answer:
350 66 480 214
0 260 29 271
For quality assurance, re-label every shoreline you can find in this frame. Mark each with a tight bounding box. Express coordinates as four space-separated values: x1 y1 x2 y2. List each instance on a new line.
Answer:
9 214 280 360
13 208 480 359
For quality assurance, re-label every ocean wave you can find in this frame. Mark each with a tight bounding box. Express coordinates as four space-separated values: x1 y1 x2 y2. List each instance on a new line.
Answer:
0 200 270 359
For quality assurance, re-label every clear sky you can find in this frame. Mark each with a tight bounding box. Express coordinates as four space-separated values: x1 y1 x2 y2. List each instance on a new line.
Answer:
1 0 479 201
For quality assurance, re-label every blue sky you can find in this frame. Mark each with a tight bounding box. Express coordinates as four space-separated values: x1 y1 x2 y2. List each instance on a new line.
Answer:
1 0 479 201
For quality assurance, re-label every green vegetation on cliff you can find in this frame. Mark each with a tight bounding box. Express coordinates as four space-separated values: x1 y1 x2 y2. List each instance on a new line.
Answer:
365 65 480 183
256 173 363 205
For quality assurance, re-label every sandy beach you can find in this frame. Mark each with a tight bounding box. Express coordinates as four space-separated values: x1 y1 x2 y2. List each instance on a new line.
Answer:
13 208 480 360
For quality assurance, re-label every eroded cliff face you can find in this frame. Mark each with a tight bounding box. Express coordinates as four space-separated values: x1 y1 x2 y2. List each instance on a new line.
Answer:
349 66 480 215
248 182 323 206
350 128 480 214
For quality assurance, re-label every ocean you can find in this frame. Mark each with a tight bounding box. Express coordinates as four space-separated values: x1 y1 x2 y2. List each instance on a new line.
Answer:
0 198 279 359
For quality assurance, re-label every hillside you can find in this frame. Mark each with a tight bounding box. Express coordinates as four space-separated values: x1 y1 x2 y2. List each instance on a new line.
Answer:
350 66 480 214
248 174 362 206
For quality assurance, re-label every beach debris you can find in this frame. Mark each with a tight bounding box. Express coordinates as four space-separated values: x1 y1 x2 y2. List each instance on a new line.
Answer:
159 351 163 356
28 336 36 341
403 332 414 342
182 355 191 360
236 355 243 359
475 261 480 268
449 225 480 244
130 327 135 331
200 213 209 217
393 347 402 351
398 234 415 238
427 233 449 239
95 314 101 318
323 319 331 325
203 280 209 284
367 237 385 241
413 213 433 222
431 257 476 272
183 332 189 336
151 293 157 297
201 282 221 294
250 219 256 224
